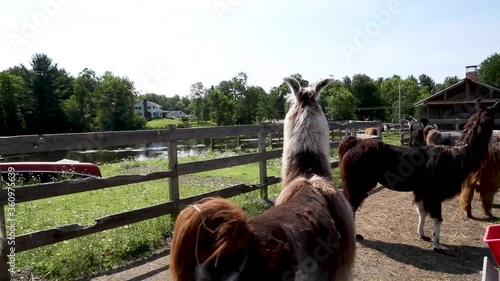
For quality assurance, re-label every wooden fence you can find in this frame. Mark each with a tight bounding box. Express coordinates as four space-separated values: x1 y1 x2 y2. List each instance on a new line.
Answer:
0 120 381 280
399 118 470 146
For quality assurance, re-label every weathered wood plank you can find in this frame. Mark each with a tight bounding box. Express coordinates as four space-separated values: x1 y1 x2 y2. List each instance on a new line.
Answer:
0 124 284 155
0 122 384 155
177 150 282 175
0 171 175 205
13 177 281 253
258 133 268 199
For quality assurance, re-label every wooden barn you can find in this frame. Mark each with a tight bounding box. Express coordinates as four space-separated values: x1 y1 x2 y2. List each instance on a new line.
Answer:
414 65 500 130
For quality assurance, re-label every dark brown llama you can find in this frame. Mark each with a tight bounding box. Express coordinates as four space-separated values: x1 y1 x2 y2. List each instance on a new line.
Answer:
169 77 356 281
338 98 499 253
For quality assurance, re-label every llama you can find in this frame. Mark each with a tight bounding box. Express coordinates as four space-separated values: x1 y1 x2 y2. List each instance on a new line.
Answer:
383 123 391 137
338 98 499 253
408 118 437 147
169 77 356 281
459 130 500 218
364 128 378 136
425 128 456 146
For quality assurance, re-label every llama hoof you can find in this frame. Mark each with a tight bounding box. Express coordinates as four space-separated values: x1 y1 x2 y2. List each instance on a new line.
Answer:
433 248 445 254
420 235 431 241
356 234 365 240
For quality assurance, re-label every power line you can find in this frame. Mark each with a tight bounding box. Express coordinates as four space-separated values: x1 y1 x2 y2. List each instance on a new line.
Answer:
356 104 415 111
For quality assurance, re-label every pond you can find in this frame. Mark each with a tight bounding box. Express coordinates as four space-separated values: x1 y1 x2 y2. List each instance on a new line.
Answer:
0 139 211 165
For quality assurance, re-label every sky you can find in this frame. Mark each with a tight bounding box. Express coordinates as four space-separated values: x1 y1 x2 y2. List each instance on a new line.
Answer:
1 0 500 97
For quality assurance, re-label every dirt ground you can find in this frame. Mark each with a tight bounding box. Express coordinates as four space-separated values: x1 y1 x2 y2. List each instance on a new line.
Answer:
82 187 497 281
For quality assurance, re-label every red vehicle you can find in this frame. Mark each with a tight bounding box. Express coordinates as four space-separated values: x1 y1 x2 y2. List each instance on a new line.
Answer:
0 159 102 183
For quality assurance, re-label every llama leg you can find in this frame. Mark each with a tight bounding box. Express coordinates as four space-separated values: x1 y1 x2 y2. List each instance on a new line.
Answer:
480 191 494 218
460 183 475 218
415 200 430 241
424 199 445 253
432 218 443 253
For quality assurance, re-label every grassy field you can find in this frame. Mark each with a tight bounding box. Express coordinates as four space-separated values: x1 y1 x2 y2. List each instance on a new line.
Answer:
12 149 286 280
11 133 401 280
145 118 215 129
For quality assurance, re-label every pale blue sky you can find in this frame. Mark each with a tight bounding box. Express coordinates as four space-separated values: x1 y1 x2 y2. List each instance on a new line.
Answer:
1 0 499 97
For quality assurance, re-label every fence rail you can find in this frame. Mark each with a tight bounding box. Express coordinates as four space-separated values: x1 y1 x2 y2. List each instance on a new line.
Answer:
0 120 381 280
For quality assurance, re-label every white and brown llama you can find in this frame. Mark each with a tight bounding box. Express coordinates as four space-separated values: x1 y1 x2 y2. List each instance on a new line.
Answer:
169 77 356 281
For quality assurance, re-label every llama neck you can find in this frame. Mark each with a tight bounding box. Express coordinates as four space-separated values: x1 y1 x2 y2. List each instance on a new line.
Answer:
281 111 331 186
460 123 494 171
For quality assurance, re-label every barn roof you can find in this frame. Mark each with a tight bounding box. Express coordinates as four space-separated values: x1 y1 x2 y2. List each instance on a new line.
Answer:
414 78 500 106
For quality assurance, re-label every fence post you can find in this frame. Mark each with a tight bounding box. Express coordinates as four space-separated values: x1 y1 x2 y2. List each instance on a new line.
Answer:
168 140 180 219
455 118 459 131
0 174 10 280
258 132 268 200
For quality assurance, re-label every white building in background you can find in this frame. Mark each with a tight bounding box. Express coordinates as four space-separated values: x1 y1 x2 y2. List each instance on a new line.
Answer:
135 100 164 119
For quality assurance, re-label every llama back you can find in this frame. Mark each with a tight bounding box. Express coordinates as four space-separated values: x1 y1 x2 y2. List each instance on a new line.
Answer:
338 136 360 160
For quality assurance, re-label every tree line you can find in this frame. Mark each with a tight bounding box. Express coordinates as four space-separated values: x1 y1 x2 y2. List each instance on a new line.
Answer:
0 52 499 136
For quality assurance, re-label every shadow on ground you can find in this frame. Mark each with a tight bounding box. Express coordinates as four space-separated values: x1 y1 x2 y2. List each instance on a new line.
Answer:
359 239 491 275
78 249 170 281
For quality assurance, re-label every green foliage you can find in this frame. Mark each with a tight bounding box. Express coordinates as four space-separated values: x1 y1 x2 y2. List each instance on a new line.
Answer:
94 72 145 131
207 87 234 126
324 86 357 121
479 53 500 88
0 71 26 135
350 74 385 120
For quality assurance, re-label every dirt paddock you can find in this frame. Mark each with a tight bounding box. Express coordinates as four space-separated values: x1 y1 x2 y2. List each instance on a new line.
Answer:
87 187 498 281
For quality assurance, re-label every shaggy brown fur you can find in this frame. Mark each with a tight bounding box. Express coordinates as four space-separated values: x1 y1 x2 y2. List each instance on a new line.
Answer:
169 77 356 280
460 131 500 218
169 176 356 281
364 128 378 136
338 98 499 252
409 124 435 147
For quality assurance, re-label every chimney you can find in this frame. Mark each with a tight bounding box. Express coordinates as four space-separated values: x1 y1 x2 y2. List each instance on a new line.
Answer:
465 65 478 81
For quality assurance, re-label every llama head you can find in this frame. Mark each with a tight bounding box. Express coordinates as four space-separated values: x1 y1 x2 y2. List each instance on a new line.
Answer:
284 77 335 110
458 98 500 144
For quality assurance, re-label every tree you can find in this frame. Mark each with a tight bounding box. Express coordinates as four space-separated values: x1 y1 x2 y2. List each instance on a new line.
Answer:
206 88 234 126
29 53 70 133
324 86 357 121
237 85 266 124
418 74 435 93
0 71 26 135
478 53 500 88
94 72 145 131
63 68 98 132
189 82 206 123
350 74 384 120
435 75 461 92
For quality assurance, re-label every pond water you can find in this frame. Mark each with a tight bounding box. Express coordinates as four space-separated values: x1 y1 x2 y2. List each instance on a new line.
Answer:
0 140 211 165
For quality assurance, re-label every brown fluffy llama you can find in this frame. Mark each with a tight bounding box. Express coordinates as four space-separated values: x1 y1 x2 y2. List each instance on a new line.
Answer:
364 128 378 136
460 130 500 218
425 128 455 146
169 77 356 281
338 98 499 253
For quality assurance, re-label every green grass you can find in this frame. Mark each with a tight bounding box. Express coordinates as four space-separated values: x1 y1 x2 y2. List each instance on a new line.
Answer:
145 118 215 129
11 149 283 280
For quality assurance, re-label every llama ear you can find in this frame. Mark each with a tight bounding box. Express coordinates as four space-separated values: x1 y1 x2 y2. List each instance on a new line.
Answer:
490 99 500 109
283 77 301 95
475 98 482 110
314 78 335 96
